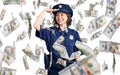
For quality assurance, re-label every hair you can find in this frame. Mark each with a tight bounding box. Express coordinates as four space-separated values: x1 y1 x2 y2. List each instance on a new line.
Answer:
53 14 72 27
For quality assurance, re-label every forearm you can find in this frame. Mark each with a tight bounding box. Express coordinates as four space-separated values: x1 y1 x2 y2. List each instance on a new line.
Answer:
34 8 47 31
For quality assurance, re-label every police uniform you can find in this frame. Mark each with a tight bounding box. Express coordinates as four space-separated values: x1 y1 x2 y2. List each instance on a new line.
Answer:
35 3 83 75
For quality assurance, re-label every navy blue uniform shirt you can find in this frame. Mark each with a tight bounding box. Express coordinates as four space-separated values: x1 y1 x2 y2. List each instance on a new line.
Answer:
35 26 83 75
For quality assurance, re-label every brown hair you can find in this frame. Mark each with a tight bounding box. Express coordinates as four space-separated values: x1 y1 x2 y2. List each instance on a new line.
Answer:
53 14 72 27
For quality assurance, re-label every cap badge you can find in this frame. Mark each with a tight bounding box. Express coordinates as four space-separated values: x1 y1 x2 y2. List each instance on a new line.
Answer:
59 5 62 8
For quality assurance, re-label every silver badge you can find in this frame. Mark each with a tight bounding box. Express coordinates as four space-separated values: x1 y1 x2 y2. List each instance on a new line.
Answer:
59 5 62 8
69 35 74 40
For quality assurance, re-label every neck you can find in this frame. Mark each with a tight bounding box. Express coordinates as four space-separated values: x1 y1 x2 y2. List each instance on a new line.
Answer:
59 24 67 31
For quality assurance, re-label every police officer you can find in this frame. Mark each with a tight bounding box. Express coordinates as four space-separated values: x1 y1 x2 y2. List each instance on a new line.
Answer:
34 3 83 75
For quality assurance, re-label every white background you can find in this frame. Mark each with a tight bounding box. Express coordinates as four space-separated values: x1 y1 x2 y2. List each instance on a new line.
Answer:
0 0 120 75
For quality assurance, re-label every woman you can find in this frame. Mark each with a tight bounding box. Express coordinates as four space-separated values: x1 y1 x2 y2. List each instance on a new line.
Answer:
34 3 83 75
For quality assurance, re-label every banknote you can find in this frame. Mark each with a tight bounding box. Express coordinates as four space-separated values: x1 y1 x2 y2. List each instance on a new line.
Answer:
4 46 15 58
90 30 102 41
22 44 36 60
77 10 83 19
2 0 26 5
25 13 32 39
59 55 100 75
0 39 2 47
69 51 81 60
40 2 48 7
53 43 69 59
35 68 47 75
81 38 88 43
3 53 16 65
23 55 29 70
35 45 42 62
16 31 27 42
76 25 84 32
105 0 117 17
57 58 66 67
87 16 106 34
0 51 3 67
84 3 98 17
93 46 99 56
99 41 120 54
19 11 26 20
102 61 108 71
0 67 16 75
103 12 120 39
54 0 58 2
2 18 20 37
112 53 116 73
76 0 87 7
75 41 94 56
100 0 104 8
0 9 6 20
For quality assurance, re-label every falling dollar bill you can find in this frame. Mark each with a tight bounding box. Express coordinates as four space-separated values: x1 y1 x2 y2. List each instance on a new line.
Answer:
102 61 108 71
23 55 29 70
99 41 120 54
35 68 47 75
40 2 48 7
2 0 26 5
22 44 36 60
75 20 85 32
53 36 69 59
81 38 88 43
0 39 3 47
112 53 116 73
0 67 16 75
59 55 100 75
3 53 16 66
85 3 98 17
76 0 87 7
0 50 3 67
90 30 102 41
25 13 32 39
105 0 117 17
4 46 15 58
103 12 120 39
57 58 66 67
87 15 107 34
19 11 26 20
16 31 27 42
0 9 6 20
75 41 94 56
77 10 83 18
35 45 42 62
2 18 20 37
93 46 99 56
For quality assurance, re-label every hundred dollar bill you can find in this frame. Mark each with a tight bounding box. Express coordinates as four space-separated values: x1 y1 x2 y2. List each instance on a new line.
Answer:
3 53 15 65
100 0 104 8
23 55 29 70
2 18 20 37
81 38 88 43
0 39 3 47
22 44 36 60
103 12 120 39
99 41 120 54
85 3 98 17
0 67 16 75
69 51 81 60
40 2 48 7
53 43 69 59
0 9 6 20
93 46 99 56
102 61 108 71
25 13 32 39
16 31 27 42
57 58 66 67
4 46 15 58
87 16 107 34
19 11 26 20
112 53 116 73
35 45 42 62
105 0 117 17
77 10 83 19
59 55 100 75
90 30 102 41
0 50 3 67
36 68 47 75
75 41 94 56
2 0 26 5
76 0 87 7
75 20 84 32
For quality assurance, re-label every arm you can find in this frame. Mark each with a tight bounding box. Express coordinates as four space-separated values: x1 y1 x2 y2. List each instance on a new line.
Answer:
34 8 58 31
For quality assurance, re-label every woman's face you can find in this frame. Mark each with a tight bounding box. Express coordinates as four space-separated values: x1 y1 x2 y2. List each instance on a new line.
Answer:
55 12 68 26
